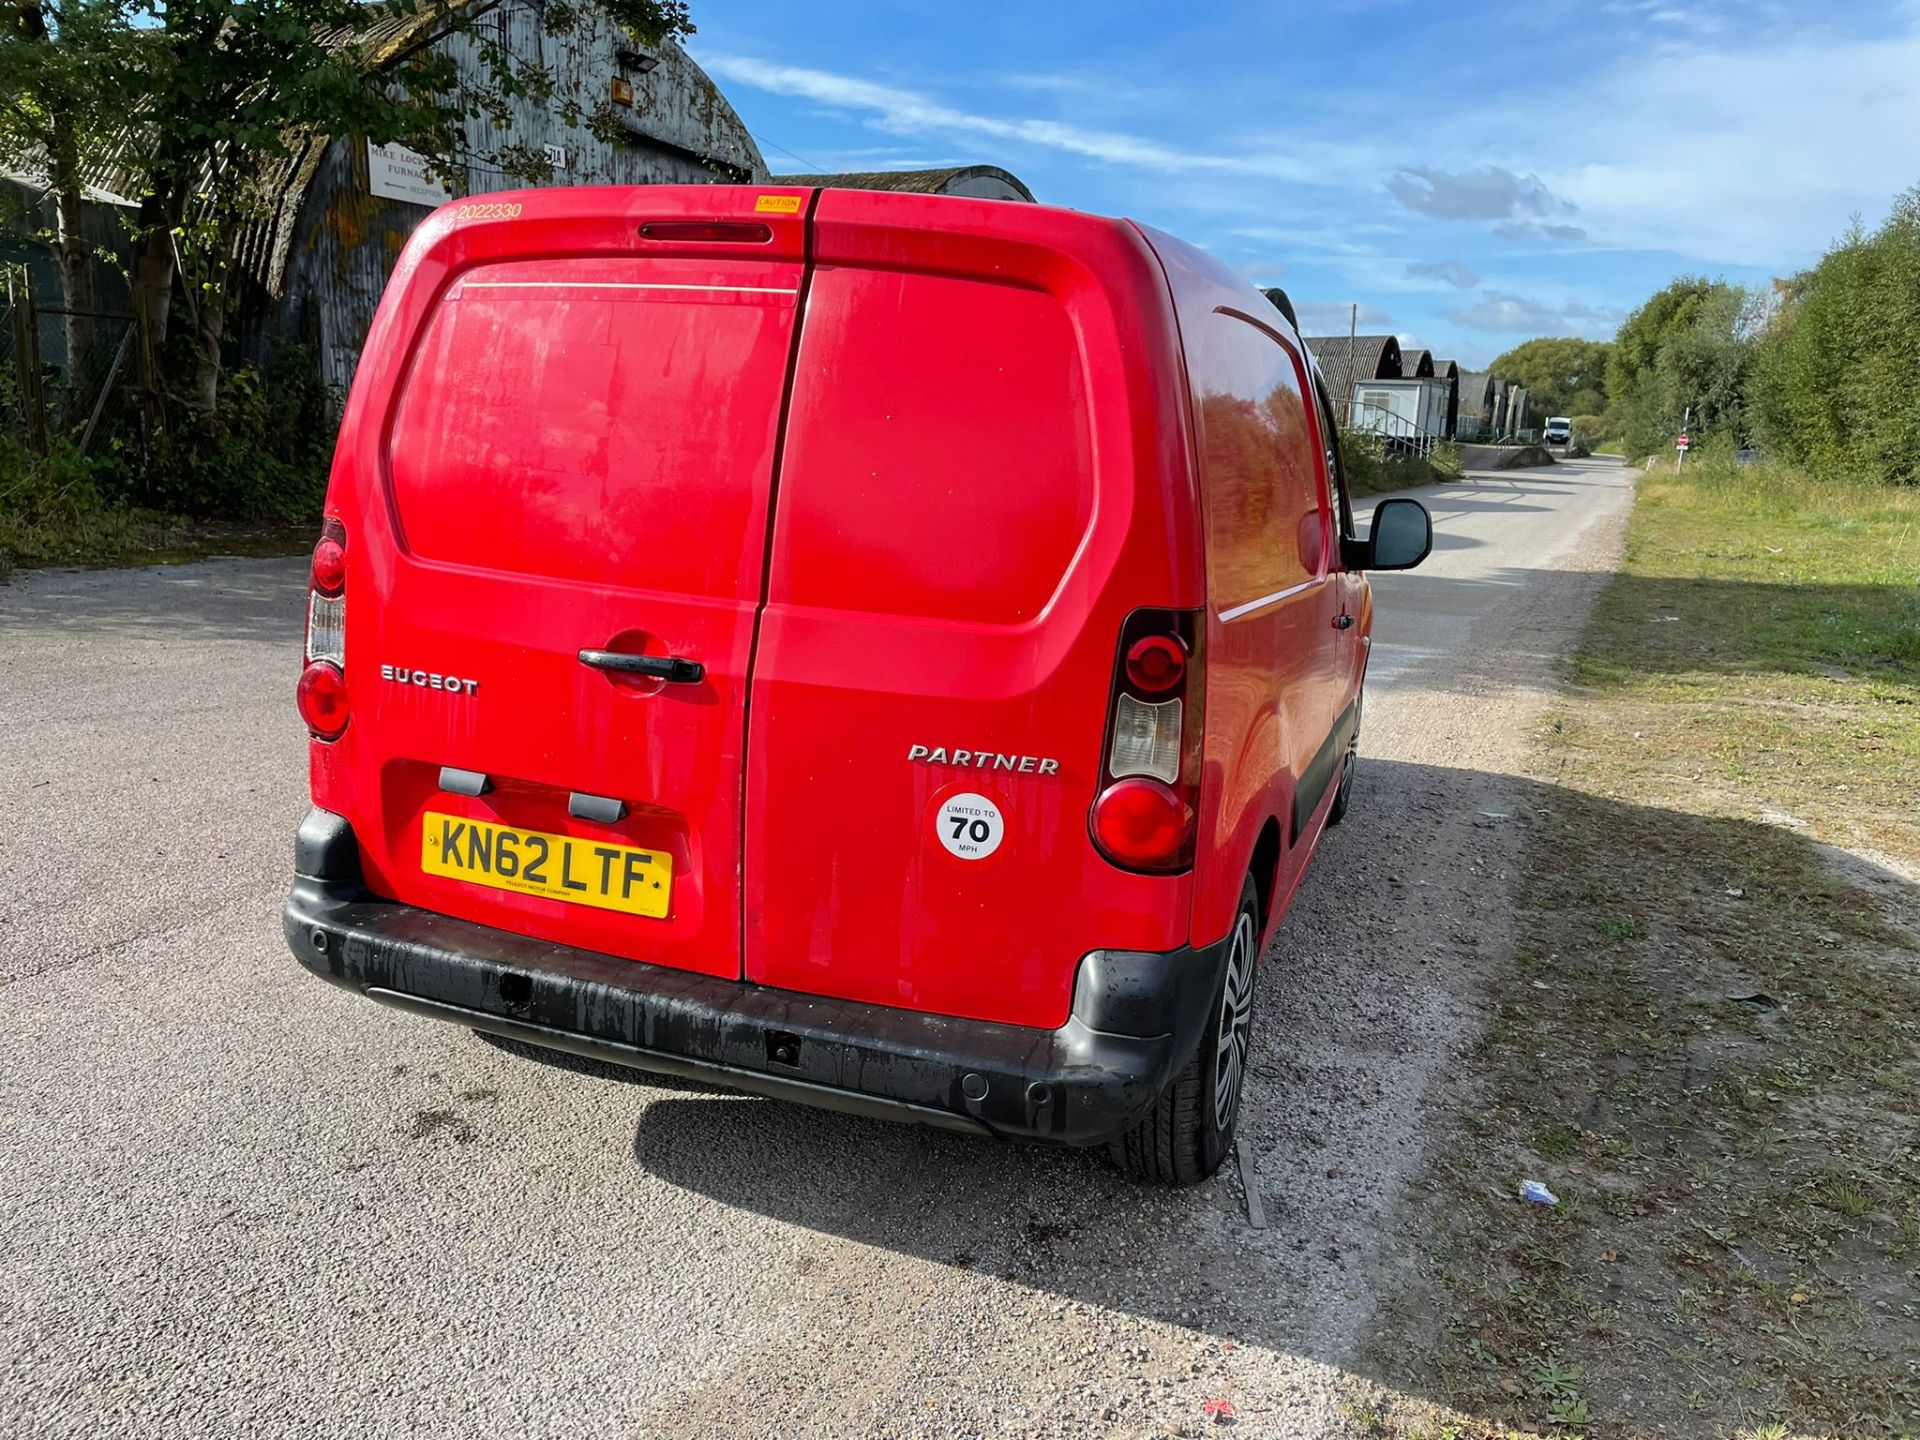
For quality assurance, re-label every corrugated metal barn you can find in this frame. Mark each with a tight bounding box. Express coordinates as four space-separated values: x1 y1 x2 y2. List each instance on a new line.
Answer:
1303 333 1404 406
1430 357 1460 438
1456 370 1495 437
246 0 767 398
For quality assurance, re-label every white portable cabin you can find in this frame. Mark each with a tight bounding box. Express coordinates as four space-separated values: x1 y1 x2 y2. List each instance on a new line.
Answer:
1349 377 1450 441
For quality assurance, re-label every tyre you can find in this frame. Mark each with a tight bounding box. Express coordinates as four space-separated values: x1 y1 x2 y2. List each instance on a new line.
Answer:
1108 875 1260 1185
1328 691 1363 826
1327 748 1356 825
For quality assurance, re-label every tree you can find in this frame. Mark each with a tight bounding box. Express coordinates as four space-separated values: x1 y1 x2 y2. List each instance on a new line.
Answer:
1608 276 1756 454
1609 276 1724 398
5 0 697 434
0 0 140 372
1486 336 1611 418
1750 187 1920 482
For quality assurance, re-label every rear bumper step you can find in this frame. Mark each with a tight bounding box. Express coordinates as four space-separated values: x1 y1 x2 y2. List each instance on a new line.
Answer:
285 808 1225 1146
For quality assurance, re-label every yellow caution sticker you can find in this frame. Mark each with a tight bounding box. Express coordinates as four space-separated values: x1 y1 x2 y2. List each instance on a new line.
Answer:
754 194 803 214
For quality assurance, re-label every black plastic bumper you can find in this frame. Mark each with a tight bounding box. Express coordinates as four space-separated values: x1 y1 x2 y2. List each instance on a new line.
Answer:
284 808 1226 1145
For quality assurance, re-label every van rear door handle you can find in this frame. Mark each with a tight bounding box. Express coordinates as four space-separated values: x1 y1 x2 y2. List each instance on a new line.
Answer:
1332 614 1355 631
578 649 705 684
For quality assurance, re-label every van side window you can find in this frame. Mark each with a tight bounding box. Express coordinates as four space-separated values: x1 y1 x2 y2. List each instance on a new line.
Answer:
1314 381 1357 542
1196 313 1332 604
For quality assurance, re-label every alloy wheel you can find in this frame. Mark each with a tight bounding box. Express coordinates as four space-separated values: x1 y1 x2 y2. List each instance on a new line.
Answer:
1213 911 1256 1134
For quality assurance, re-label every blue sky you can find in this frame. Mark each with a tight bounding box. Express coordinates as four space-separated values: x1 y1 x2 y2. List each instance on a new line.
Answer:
688 0 1920 369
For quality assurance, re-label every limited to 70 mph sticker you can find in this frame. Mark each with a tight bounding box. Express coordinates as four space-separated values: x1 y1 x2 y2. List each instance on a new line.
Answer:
936 792 1005 861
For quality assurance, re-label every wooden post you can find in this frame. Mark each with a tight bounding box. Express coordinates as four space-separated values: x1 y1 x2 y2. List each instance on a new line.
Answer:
10 267 49 454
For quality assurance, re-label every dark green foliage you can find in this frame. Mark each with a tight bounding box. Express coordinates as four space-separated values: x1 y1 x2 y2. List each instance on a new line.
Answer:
1486 336 1611 418
1749 187 1920 483
1608 275 1728 397
1339 428 1456 495
1607 277 1756 458
2 344 333 571
120 347 336 520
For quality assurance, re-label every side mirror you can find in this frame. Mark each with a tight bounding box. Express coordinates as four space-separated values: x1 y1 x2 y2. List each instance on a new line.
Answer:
1342 497 1431 572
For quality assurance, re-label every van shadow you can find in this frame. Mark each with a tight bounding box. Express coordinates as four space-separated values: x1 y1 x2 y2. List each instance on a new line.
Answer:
610 757 1491 1365
486 754 1919 1402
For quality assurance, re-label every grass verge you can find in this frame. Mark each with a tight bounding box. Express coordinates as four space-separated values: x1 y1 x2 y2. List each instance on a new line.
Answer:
1359 458 1920 1438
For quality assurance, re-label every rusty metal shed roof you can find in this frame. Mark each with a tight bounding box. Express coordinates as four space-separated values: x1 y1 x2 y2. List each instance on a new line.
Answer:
1399 347 1435 378
771 165 1034 202
1303 334 1403 396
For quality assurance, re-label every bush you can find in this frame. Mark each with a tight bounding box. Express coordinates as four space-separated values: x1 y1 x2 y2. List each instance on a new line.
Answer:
0 433 181 576
1749 186 1920 484
1341 428 1449 495
1570 413 1608 439
1 344 331 575
97 346 334 520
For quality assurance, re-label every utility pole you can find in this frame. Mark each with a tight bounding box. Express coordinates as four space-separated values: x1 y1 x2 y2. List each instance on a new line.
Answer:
1346 301 1358 415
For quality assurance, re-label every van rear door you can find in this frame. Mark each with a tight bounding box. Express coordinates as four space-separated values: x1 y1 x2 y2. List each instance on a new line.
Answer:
743 193 1201 1030
347 188 809 980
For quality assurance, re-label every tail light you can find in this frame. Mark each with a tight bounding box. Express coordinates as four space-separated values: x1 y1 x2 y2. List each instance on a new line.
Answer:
1090 608 1204 872
300 518 348 739
310 526 346 596
297 661 349 740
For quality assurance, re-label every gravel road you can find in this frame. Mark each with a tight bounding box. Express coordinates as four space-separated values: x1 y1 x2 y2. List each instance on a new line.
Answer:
0 456 1633 1439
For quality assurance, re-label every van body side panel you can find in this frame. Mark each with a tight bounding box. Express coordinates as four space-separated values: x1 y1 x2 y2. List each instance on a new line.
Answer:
316 186 812 982
746 193 1202 1031
1141 226 1342 952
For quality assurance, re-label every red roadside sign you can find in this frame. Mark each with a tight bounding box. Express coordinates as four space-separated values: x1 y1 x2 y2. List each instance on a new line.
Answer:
1676 434 1691 450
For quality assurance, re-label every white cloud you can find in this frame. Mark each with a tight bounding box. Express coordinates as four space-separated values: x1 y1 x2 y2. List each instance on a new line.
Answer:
771 149 972 174
1408 259 1480 289
1294 301 1393 333
701 12 1920 348
1226 224 1377 259
1443 289 1622 336
1495 221 1588 242
698 53 1367 184
1388 165 1577 223
1415 18 1920 267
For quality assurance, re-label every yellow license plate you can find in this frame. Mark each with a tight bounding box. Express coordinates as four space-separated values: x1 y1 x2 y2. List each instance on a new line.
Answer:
421 811 671 919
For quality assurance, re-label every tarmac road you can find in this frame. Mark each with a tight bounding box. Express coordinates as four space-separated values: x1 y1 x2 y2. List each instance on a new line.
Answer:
0 457 1633 1439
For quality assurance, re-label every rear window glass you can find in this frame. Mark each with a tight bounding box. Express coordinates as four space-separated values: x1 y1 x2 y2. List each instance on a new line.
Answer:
770 268 1093 625
386 259 797 599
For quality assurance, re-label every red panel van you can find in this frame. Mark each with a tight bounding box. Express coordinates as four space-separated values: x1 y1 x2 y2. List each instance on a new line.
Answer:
284 185 1431 1183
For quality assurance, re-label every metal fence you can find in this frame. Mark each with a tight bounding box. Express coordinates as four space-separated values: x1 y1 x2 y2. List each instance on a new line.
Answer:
2 264 136 454
1348 400 1442 460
